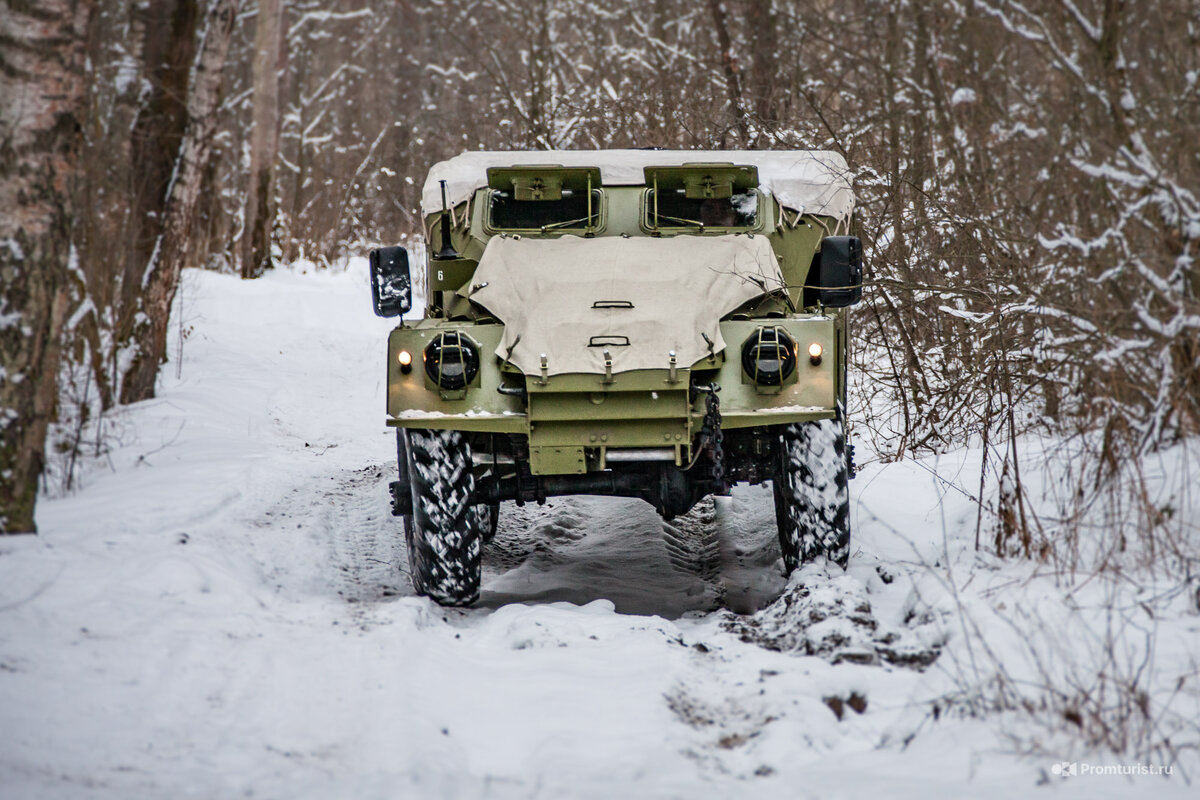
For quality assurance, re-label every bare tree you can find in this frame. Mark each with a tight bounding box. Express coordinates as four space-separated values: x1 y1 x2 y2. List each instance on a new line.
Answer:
706 0 750 146
117 0 201 402
0 0 95 533
242 0 284 279
121 0 240 403
46 0 1196 557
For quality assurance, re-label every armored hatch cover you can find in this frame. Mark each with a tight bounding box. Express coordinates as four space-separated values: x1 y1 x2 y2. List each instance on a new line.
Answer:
421 149 854 221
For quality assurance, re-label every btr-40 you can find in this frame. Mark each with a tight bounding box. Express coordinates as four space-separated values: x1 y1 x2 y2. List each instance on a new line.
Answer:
368 150 863 605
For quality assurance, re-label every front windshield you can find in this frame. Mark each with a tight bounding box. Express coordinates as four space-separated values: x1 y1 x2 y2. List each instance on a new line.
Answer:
489 189 600 231
646 190 759 230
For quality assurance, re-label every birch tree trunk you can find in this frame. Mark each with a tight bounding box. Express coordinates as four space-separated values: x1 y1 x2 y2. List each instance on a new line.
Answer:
0 0 95 533
241 0 284 279
120 0 239 404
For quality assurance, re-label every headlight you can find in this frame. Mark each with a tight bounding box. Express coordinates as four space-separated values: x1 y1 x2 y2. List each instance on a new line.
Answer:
424 332 480 390
741 327 797 386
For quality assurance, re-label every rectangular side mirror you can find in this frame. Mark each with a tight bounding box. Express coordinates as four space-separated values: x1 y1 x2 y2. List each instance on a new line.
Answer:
368 246 412 317
816 236 863 308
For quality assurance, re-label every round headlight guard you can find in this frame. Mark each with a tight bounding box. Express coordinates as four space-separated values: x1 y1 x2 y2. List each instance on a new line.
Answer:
741 327 797 386
424 332 480 390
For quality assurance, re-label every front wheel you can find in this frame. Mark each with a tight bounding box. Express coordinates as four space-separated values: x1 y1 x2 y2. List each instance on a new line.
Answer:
773 412 851 573
402 429 483 605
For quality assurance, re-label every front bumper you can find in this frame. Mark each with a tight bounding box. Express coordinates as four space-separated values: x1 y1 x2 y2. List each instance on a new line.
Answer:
386 316 837 471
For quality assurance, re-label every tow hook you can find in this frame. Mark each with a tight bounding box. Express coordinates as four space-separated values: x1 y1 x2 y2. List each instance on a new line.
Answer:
497 383 527 400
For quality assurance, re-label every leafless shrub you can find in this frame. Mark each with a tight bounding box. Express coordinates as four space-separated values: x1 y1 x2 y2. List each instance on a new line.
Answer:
933 579 1200 768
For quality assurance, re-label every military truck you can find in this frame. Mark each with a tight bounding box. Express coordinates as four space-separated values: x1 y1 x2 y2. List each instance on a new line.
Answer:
368 150 862 606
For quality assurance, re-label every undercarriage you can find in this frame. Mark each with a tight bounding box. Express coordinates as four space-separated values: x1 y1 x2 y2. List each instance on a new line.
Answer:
429 426 780 521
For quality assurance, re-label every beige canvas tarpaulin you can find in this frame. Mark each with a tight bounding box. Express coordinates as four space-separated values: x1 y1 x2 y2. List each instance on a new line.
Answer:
468 234 785 377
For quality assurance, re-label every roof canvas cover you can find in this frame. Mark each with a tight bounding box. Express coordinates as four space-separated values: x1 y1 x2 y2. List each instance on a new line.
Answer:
469 234 785 377
421 150 854 220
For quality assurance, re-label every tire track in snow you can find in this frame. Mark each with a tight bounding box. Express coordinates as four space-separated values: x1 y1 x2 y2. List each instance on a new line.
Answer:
661 497 726 610
479 487 789 617
234 454 944 784
241 462 411 606
317 464 410 605
242 452 941 674
480 495 724 616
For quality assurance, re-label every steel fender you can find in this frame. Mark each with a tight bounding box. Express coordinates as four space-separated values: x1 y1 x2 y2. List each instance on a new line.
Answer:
714 317 837 429
386 324 526 432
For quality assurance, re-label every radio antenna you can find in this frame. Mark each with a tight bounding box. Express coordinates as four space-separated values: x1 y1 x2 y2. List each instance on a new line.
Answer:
434 179 460 260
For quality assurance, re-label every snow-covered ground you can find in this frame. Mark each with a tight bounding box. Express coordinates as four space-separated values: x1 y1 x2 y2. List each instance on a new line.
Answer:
2 263 1197 798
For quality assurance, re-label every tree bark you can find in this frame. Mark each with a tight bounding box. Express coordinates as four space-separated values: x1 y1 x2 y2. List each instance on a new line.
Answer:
0 0 95 533
119 0 200 367
706 0 751 146
120 0 239 404
241 0 283 279
747 0 778 138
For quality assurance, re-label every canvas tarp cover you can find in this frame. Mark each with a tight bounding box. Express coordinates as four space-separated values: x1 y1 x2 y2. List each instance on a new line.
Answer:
421 149 854 221
468 234 784 377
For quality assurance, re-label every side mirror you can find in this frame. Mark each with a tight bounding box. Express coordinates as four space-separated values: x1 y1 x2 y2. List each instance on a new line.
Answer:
815 236 863 308
368 246 412 318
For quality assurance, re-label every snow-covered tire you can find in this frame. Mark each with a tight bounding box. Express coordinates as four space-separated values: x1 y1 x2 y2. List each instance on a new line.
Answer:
402 429 482 606
773 412 850 572
396 430 414 532
471 502 499 544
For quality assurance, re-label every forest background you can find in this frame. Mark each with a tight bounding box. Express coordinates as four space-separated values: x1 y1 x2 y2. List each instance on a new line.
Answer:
2 0 1198 567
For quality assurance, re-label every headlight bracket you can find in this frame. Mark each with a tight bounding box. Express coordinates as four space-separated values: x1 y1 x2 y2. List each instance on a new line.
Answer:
424 331 481 395
740 326 798 388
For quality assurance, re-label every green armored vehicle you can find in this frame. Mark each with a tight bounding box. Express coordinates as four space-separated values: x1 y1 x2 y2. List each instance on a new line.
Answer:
368 150 862 606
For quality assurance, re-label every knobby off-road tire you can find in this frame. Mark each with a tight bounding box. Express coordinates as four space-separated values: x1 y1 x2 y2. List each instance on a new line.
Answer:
471 502 499 544
402 429 483 606
773 412 851 573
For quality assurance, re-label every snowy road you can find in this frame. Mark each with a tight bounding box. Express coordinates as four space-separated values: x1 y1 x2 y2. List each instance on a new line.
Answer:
2 264 1194 798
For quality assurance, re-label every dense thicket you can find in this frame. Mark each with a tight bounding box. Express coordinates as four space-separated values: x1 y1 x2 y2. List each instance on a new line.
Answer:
5 0 1198 547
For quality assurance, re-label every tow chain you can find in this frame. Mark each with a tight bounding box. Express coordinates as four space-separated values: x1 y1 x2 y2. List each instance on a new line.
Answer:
692 383 727 493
